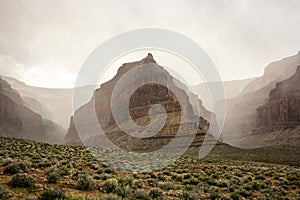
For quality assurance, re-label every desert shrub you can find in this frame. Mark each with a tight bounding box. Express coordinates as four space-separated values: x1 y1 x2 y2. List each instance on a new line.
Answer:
206 178 217 186
9 173 35 188
157 174 166 181
56 166 69 176
46 171 61 184
149 188 163 199
132 189 151 200
210 190 221 200
4 162 21 175
71 169 88 180
115 186 131 198
104 168 115 174
217 181 228 187
118 176 133 186
181 190 200 200
184 174 192 179
162 170 171 176
132 180 144 189
250 181 261 190
66 194 85 200
183 178 200 186
38 188 66 200
230 192 240 200
0 185 10 199
211 173 219 179
76 174 94 191
158 181 179 190
93 174 101 180
256 175 265 180
238 189 252 198
4 161 27 175
102 194 120 200
287 172 298 181
103 178 118 193
148 172 157 178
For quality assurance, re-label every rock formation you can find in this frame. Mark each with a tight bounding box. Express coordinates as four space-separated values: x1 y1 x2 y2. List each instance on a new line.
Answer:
0 76 65 143
65 54 220 152
221 51 300 147
255 66 300 132
237 66 300 148
2 76 93 128
192 78 255 110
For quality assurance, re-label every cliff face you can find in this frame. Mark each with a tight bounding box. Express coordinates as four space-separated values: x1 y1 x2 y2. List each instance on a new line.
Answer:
192 78 255 110
255 66 300 133
237 66 300 148
0 76 65 143
2 76 94 128
65 54 219 151
221 51 300 146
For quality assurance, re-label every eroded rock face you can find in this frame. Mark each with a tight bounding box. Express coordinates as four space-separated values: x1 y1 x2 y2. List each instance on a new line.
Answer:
65 54 219 151
0 76 65 143
221 51 300 146
255 66 300 133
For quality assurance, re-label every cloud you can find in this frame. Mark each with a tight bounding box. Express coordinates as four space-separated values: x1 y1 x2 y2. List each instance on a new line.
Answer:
0 54 76 88
0 0 300 87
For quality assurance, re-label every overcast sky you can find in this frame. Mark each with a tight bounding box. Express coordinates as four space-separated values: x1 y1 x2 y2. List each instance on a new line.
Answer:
0 0 299 88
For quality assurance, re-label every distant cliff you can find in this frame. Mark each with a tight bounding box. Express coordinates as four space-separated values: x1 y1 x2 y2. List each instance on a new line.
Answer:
65 54 220 151
2 76 93 128
221 51 300 147
0 76 65 143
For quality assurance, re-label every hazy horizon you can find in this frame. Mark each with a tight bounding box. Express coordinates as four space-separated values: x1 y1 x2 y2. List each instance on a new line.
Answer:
0 0 300 88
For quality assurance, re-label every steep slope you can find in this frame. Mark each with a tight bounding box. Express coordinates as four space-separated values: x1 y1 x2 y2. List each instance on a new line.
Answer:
238 66 300 148
65 54 220 152
192 78 255 109
2 76 93 128
0 76 65 143
222 51 300 147
242 51 300 95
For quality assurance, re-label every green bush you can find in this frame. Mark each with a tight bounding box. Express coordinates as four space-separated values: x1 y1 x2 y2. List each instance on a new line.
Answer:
238 189 252 198
104 168 115 174
0 185 10 199
149 188 163 199
46 171 61 184
38 188 66 200
181 190 200 200
103 178 118 193
217 181 228 187
93 174 101 180
115 186 131 198
9 173 35 188
132 180 143 189
3 162 27 175
230 192 240 200
210 190 221 200
102 194 120 200
56 167 70 176
66 194 85 200
76 174 94 191
132 189 151 200
250 181 261 190
118 176 133 186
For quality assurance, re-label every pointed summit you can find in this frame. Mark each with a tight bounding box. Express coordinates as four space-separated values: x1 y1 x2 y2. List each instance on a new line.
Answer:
140 53 156 64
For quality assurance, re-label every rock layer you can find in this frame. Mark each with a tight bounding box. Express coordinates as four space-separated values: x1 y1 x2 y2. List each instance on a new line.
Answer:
65 54 220 151
0 76 65 143
255 66 300 133
221 51 300 147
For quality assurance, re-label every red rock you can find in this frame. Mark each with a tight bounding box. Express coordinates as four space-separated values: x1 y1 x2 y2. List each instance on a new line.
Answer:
65 54 219 151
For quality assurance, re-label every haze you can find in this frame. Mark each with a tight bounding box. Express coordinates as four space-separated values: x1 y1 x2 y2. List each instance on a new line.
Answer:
0 0 300 88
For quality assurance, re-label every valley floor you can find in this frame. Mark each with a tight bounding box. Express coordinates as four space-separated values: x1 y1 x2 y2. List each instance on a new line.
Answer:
0 137 299 199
